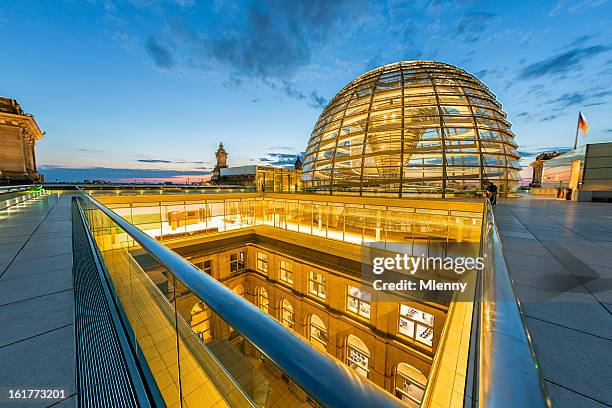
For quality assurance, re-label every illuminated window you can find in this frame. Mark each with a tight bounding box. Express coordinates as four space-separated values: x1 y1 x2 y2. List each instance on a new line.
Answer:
309 314 327 352
190 301 212 342
395 363 427 407
230 251 246 273
346 335 370 378
280 298 294 330
258 287 269 314
308 271 326 299
399 304 434 347
347 285 371 318
256 252 268 274
279 260 293 285
197 259 212 275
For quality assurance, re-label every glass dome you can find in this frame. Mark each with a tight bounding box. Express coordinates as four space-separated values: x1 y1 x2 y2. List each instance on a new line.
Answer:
301 60 521 197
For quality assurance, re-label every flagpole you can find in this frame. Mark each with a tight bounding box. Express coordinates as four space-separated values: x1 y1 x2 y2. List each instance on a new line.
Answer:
573 111 580 150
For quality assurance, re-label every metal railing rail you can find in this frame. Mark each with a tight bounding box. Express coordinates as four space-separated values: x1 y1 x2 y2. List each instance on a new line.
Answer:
477 198 550 407
78 188 402 408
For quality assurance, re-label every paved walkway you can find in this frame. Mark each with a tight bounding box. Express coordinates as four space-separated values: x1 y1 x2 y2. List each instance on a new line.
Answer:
494 196 612 408
0 193 75 407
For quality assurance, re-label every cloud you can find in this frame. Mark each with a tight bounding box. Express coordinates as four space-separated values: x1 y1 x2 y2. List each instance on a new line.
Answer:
455 12 498 43
549 0 608 16
281 81 305 100
547 89 612 108
308 91 327 109
202 1 363 81
145 36 175 68
138 159 173 163
137 159 210 164
75 148 104 153
539 114 562 122
39 165 210 182
519 45 610 79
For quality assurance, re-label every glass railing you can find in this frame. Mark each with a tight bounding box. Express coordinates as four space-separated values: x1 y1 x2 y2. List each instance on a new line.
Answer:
93 193 483 253
476 199 550 407
77 190 402 408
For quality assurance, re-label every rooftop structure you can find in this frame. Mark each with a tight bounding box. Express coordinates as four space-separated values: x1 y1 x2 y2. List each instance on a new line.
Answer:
301 61 521 197
219 165 301 192
212 142 229 182
529 151 564 187
538 141 612 201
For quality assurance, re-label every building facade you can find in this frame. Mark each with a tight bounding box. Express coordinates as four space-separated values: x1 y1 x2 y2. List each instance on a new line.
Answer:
0 97 45 184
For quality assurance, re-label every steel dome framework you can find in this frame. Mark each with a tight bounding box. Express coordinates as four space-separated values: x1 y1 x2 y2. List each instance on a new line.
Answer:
301 61 521 197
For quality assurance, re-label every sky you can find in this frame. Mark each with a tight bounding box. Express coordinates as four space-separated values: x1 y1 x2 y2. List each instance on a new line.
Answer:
1 0 611 183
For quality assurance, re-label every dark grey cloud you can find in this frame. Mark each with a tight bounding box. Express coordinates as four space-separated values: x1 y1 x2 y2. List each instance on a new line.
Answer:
281 81 305 100
547 89 612 108
39 166 210 182
135 0 364 106
455 12 498 43
539 114 562 122
204 1 362 81
308 91 327 109
519 45 610 79
145 36 175 68
138 159 173 163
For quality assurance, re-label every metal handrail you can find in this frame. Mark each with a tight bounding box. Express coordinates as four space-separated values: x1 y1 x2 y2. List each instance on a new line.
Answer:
78 188 402 408
478 198 550 407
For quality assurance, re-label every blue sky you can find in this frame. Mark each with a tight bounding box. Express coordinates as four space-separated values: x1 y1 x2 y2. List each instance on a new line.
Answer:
2 0 611 182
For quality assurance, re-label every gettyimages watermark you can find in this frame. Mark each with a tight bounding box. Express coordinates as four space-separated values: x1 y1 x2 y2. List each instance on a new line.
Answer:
360 242 482 303
371 253 484 293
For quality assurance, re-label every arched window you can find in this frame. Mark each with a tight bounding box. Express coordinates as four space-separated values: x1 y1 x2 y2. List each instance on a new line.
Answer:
280 298 294 330
190 301 212 342
346 335 370 378
309 314 327 352
232 284 245 297
258 287 269 313
395 363 427 407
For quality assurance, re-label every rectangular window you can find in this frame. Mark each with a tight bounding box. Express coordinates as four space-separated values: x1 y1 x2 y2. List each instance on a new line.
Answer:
347 285 371 319
279 260 293 285
198 259 212 275
230 251 246 273
399 304 434 346
308 271 327 299
256 252 268 274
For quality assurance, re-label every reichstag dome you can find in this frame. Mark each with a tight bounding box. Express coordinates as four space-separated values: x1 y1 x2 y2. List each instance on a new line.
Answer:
301 60 521 197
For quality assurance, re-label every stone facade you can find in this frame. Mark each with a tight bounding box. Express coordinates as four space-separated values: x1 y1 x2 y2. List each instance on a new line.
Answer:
175 241 448 402
0 97 45 184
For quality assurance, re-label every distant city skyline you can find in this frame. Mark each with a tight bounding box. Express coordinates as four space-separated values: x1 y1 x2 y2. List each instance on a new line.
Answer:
2 0 611 183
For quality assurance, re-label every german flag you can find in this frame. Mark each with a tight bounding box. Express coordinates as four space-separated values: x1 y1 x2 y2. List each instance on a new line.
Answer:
578 111 589 135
